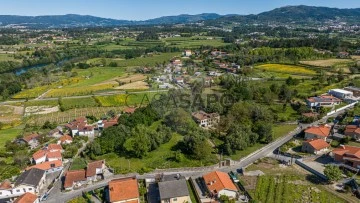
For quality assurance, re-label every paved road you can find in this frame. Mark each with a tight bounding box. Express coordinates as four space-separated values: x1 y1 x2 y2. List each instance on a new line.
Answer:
0 90 169 105
43 104 355 203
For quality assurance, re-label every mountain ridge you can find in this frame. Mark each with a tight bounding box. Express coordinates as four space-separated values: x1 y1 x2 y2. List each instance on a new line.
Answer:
0 5 359 28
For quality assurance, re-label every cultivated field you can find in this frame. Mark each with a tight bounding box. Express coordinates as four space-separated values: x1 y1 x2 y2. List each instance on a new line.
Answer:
300 59 353 67
0 105 23 123
28 106 124 124
243 158 347 203
114 81 149 90
256 64 316 75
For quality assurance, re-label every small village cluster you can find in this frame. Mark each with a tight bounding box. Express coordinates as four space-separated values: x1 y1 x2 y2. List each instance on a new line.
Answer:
300 86 360 170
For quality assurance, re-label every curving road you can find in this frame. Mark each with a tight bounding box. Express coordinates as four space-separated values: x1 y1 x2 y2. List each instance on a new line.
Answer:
43 104 356 203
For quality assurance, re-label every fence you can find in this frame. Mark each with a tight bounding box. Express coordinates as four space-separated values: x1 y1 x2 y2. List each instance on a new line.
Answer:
295 159 328 181
327 101 358 116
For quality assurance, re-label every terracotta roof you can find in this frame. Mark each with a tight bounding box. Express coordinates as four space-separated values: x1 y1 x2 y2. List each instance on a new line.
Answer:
304 139 330 150
192 111 219 121
64 170 86 188
203 171 237 194
124 107 136 114
307 95 341 103
32 150 47 161
22 133 39 143
14 192 38 203
26 160 62 171
305 125 331 137
333 145 360 158
345 125 358 134
46 151 62 159
47 144 63 151
108 177 139 202
59 135 73 143
86 160 104 177
0 180 12 189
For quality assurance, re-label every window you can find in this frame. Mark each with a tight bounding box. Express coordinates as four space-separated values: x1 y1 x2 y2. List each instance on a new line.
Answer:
28 188 32 191
16 189 20 192
173 198 177 201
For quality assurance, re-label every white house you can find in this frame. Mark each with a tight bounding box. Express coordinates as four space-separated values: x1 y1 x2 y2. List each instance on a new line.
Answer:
306 95 342 108
304 125 332 141
302 139 330 155
86 160 106 182
13 168 46 196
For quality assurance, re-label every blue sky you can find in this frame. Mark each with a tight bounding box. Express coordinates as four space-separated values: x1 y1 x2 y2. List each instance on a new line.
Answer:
0 0 359 20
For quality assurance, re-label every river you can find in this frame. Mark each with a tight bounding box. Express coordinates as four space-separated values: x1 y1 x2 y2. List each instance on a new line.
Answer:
13 58 69 75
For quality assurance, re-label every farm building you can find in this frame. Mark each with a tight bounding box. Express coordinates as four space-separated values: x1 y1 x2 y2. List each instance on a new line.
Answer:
192 111 220 128
328 89 353 99
344 86 360 97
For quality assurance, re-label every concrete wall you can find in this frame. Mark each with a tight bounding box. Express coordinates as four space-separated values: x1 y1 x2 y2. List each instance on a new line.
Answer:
327 102 358 116
295 160 328 180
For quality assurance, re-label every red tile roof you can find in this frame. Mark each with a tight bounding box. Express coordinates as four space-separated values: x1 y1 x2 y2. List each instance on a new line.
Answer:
14 192 38 203
26 160 62 171
59 135 73 143
64 170 87 188
332 145 360 158
86 160 105 177
304 139 330 150
203 171 237 194
46 151 62 159
109 177 139 202
22 133 39 143
32 150 47 161
47 144 63 151
124 107 136 114
305 125 331 137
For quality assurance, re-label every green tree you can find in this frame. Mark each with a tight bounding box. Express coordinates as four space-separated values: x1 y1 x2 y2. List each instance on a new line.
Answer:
324 165 342 182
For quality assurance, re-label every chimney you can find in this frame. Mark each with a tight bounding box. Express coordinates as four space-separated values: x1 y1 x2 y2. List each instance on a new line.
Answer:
340 144 345 149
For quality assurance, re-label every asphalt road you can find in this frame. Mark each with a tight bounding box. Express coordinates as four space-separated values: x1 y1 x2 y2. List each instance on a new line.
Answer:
43 104 355 203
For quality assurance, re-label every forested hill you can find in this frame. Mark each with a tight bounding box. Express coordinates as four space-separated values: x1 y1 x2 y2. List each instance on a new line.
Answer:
205 5 360 25
0 6 359 28
0 13 221 28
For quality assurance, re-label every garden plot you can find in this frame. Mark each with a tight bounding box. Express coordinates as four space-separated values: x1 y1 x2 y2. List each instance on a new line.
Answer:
114 81 149 90
24 105 59 116
96 74 146 86
0 105 24 123
300 59 353 67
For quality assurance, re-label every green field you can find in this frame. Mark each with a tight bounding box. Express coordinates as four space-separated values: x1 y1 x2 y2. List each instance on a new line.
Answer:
61 97 99 110
96 133 217 174
25 99 59 107
94 92 163 107
0 53 19 62
164 37 229 48
116 52 181 67
0 127 22 149
69 158 88 170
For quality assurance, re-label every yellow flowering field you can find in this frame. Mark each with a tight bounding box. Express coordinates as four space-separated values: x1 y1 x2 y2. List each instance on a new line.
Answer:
256 64 316 75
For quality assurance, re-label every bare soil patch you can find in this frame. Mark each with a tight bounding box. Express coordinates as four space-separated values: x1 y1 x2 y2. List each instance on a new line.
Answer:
114 81 149 90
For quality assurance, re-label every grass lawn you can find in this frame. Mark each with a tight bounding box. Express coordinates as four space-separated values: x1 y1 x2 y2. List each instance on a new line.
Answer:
70 158 88 170
187 180 199 203
272 124 297 140
269 104 299 122
96 133 217 174
164 36 229 48
0 127 23 149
